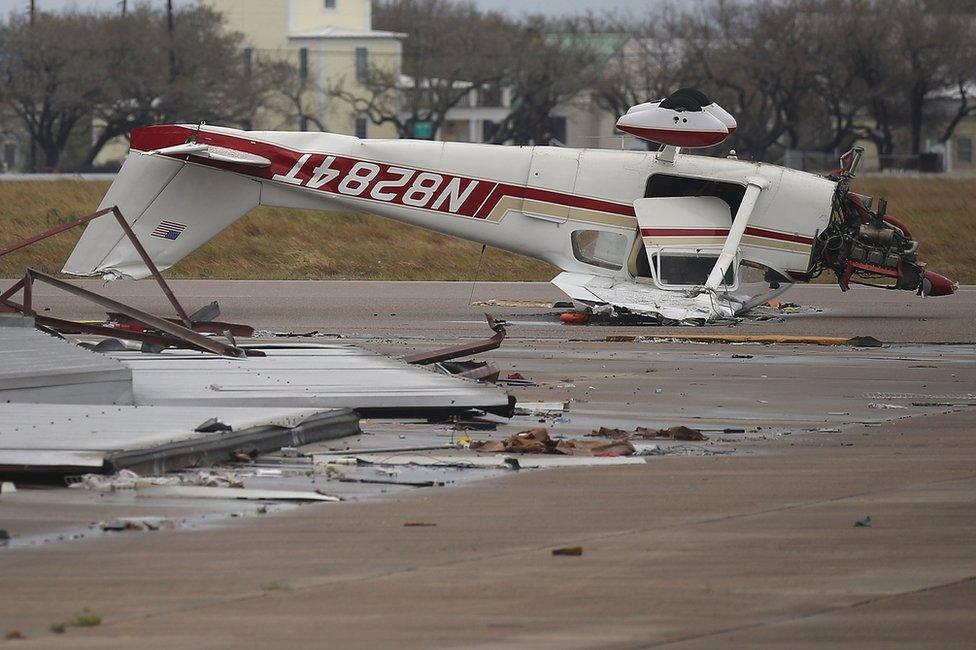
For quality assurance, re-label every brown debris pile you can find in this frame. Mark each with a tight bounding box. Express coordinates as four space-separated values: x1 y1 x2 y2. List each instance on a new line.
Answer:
589 425 708 441
470 428 636 456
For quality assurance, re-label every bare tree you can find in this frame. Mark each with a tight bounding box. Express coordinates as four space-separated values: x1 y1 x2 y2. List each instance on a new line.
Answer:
589 12 686 120
0 13 104 171
82 5 269 168
490 18 604 145
331 0 511 138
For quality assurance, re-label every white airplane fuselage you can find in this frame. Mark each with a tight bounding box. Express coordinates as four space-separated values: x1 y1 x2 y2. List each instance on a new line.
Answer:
65 124 841 322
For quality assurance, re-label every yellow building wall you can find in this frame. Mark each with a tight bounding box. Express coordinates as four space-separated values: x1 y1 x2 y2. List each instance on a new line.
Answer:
203 0 290 50
291 0 372 32
205 0 372 48
306 38 401 138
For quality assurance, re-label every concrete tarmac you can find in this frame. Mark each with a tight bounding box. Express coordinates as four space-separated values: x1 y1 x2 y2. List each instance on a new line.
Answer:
1 280 975 647
3 279 974 342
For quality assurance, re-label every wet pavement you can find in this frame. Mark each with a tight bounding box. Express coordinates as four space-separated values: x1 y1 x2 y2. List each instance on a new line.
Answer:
1 281 975 646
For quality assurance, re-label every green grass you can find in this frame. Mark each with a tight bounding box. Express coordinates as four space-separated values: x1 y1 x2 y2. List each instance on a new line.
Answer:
0 177 972 283
854 177 976 284
0 180 556 281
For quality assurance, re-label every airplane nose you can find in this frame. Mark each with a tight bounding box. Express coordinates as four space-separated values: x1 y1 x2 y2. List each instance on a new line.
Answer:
922 270 957 296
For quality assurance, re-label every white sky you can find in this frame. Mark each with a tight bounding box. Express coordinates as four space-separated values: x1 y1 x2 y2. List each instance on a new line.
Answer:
0 0 684 19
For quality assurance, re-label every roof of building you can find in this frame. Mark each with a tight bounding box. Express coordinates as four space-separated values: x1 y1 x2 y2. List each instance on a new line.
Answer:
288 27 407 40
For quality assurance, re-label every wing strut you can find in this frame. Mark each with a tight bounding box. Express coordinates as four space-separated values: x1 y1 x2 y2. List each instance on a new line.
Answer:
702 176 769 293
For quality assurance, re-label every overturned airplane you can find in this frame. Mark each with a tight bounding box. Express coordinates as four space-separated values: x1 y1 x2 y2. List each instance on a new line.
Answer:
64 89 955 323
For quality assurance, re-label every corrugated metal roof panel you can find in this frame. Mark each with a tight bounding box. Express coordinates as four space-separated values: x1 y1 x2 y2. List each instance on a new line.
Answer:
0 318 132 403
111 343 512 414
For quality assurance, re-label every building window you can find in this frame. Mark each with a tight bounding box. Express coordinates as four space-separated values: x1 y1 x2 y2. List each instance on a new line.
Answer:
324 0 337 8
299 47 309 81
482 121 500 143
355 116 368 139
956 137 973 164
355 47 369 82
548 116 567 145
3 143 16 171
242 48 253 79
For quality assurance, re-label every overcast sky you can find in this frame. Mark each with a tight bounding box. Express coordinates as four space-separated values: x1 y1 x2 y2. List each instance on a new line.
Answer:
0 0 684 19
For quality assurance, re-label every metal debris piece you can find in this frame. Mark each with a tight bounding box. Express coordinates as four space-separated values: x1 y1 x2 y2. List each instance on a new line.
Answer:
402 314 506 365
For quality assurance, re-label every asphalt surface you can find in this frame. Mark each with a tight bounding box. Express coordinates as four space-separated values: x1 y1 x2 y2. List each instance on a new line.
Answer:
1 280 975 647
3 279 974 342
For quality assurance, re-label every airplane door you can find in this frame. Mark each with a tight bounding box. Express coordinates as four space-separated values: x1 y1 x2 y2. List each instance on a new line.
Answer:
632 196 739 290
523 147 581 222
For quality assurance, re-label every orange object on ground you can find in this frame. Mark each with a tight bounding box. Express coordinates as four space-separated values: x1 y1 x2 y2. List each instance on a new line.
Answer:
560 311 590 325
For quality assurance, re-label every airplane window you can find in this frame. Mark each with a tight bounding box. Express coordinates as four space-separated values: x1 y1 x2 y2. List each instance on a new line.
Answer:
571 230 626 270
656 253 736 287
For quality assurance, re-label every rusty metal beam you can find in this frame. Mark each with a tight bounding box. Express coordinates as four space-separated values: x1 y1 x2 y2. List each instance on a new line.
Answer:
34 315 200 350
402 314 507 365
0 207 115 259
0 278 26 312
24 269 245 358
106 206 191 325
0 205 192 325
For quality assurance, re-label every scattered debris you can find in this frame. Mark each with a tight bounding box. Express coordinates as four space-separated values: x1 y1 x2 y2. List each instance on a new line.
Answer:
0 481 15 494
847 336 884 348
404 522 437 527
99 517 177 532
314 453 644 470
435 360 500 383
68 469 245 491
261 581 292 592
496 373 537 387
338 477 444 487
854 515 872 528
194 417 232 433
868 403 908 410
4 630 25 640
731 354 754 359
470 429 636 456
0 529 10 546
471 299 554 308
552 546 583 556
589 426 708 442
514 401 568 417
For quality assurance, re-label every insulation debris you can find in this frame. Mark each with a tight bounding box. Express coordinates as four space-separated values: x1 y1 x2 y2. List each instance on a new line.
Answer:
470 428 636 456
68 469 245 491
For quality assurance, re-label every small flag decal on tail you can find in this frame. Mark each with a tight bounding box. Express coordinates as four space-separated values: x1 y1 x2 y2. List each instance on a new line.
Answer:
150 220 187 240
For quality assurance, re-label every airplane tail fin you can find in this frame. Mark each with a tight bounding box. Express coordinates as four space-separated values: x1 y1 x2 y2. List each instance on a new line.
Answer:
62 150 261 279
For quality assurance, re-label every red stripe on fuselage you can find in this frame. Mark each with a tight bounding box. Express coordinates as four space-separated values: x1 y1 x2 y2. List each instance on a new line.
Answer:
641 226 814 245
131 125 637 221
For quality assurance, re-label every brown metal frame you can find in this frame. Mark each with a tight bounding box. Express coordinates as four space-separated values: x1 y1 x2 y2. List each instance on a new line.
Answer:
0 205 246 357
